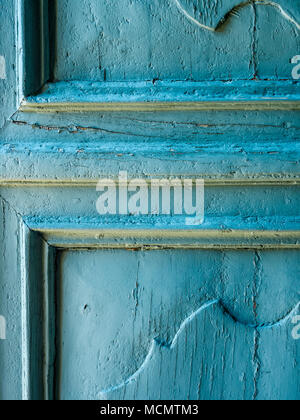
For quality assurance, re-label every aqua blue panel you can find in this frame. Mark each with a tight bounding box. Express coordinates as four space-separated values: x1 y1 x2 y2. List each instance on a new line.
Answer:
57 249 300 400
52 0 300 82
0 0 299 402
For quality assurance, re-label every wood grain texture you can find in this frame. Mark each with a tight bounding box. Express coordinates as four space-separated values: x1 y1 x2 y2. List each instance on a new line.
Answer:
20 80 300 113
0 198 23 400
51 0 300 82
0 0 299 401
2 109 300 183
0 0 16 129
174 0 300 32
56 249 300 400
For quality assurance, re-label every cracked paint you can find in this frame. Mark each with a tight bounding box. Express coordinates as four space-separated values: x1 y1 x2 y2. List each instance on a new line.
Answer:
0 55 6 80
174 0 300 31
0 0 299 402
98 299 300 400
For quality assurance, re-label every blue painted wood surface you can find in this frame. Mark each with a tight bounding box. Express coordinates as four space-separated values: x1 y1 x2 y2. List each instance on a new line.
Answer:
0 0 299 400
57 249 300 400
53 0 300 81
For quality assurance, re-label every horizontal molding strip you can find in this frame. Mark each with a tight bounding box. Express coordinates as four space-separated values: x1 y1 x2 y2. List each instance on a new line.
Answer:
36 229 300 249
20 80 300 113
20 101 300 113
1 178 300 187
27 216 300 249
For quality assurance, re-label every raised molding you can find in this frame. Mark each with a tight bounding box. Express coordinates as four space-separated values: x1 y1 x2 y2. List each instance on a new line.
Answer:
19 222 300 400
20 80 300 113
20 221 31 401
9 204 300 400
1 178 300 187
25 214 300 249
20 100 300 113
19 220 55 401
16 1 300 112
16 0 49 103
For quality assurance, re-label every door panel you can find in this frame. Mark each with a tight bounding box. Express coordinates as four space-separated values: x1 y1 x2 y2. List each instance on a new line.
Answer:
53 0 300 81
0 0 299 401
53 0 254 81
57 249 300 400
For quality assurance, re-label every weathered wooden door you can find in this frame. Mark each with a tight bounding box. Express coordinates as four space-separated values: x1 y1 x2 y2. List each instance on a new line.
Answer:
0 0 299 400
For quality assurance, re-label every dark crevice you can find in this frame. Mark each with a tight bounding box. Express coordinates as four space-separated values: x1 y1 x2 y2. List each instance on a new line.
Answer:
251 2 258 79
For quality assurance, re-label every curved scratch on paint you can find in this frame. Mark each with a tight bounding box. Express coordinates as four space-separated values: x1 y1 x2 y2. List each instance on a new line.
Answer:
170 299 219 348
173 0 300 32
98 299 300 398
173 0 216 31
98 299 218 397
99 340 158 399
255 301 300 330
221 300 300 330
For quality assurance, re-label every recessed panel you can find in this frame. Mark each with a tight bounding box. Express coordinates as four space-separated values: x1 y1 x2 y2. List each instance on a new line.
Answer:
56 248 300 400
51 0 300 82
52 0 255 82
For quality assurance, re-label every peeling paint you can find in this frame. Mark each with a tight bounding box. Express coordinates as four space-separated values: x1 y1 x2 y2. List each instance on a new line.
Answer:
0 315 6 340
0 55 6 80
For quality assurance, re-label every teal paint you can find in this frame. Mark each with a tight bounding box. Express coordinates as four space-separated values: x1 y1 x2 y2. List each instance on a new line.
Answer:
174 0 300 32
0 56 6 80
100 300 300 400
52 0 300 82
0 0 299 400
24 80 300 105
57 249 300 400
0 315 6 340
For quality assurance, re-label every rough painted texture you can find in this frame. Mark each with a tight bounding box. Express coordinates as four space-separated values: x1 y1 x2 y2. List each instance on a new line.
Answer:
23 80 300 108
0 1 16 129
0 0 299 401
52 0 300 81
2 109 300 183
0 199 23 400
57 249 300 400
0 1 23 400
1 184 300 230
174 0 300 31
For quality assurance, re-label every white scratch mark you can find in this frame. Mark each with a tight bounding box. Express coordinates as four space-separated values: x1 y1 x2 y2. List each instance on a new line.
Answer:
173 0 300 31
99 340 157 399
0 56 6 80
98 299 300 398
98 299 218 398
170 299 219 348
173 0 215 31
255 301 300 330
265 1 300 31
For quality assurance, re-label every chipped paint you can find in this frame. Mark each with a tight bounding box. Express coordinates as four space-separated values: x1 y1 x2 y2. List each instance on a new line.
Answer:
0 55 6 80
0 315 6 340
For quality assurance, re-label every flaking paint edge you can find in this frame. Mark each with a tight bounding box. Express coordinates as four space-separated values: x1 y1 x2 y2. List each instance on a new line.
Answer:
0 56 6 80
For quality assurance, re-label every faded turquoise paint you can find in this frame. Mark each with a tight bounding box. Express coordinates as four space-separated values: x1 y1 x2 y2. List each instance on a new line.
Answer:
0 0 299 400
58 249 300 400
53 0 300 81
24 80 300 106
